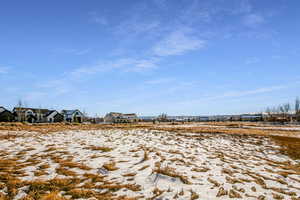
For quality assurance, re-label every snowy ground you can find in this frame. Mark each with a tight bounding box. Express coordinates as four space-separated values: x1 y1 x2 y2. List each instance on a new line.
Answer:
0 129 300 199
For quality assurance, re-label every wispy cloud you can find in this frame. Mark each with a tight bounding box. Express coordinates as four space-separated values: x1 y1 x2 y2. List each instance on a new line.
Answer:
243 13 265 28
217 85 287 99
115 18 160 37
231 0 252 14
245 57 261 65
0 66 10 74
174 83 297 108
24 91 48 102
153 0 168 9
145 77 175 85
88 11 108 25
70 57 158 78
54 48 91 55
39 79 72 96
153 30 206 56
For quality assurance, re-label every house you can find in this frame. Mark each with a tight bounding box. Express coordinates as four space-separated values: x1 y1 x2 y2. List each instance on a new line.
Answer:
197 116 210 122
44 110 64 123
0 107 15 122
61 110 84 123
104 112 138 123
240 114 263 122
13 107 50 123
139 116 156 122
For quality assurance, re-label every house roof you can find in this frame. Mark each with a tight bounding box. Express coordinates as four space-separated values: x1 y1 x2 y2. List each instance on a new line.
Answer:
45 110 56 117
0 107 5 113
45 110 63 118
123 113 137 117
106 112 137 118
62 109 82 115
14 107 50 114
107 112 123 117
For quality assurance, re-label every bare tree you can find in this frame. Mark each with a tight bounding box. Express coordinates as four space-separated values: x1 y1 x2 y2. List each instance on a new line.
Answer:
279 105 285 114
265 107 271 115
17 99 23 108
271 106 279 114
295 97 300 114
283 103 291 114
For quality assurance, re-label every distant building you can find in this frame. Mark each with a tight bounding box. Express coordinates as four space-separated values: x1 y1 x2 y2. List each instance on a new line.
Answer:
0 107 15 122
240 114 263 122
61 109 84 123
104 112 138 123
13 107 50 123
44 110 64 123
139 116 157 122
197 116 210 122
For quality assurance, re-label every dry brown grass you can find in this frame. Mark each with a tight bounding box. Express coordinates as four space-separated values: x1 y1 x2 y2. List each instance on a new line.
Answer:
83 173 104 182
34 170 48 176
216 187 228 197
154 166 191 184
95 183 141 192
39 163 50 170
1 121 299 139
207 177 220 187
103 161 119 171
56 167 77 177
51 157 91 171
271 135 300 159
0 122 152 134
123 172 137 177
40 191 66 200
85 145 113 152
138 165 150 171
149 124 300 138
190 190 199 200
192 167 210 173
65 189 95 199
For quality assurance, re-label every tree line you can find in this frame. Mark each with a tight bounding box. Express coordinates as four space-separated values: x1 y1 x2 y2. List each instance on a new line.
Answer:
265 97 300 122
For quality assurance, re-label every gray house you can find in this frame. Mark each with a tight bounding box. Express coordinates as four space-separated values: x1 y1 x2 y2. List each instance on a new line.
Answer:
44 110 64 123
13 107 50 123
61 109 84 123
0 107 15 122
104 112 138 123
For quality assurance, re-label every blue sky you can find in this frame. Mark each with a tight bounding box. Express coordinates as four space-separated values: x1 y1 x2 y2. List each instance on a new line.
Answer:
1 0 300 116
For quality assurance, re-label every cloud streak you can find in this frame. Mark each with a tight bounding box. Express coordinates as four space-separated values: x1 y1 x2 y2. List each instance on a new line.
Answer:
0 66 10 74
243 13 265 28
89 11 108 25
153 30 206 56
70 57 159 78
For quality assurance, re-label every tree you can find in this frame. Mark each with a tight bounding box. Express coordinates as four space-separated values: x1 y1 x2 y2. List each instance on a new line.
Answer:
279 105 285 114
266 107 271 114
295 97 300 114
16 99 23 108
283 103 291 114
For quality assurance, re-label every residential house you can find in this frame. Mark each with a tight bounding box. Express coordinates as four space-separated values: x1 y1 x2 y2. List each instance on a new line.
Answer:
104 112 138 123
44 110 64 123
240 114 263 122
61 110 84 123
139 116 156 122
197 116 210 122
13 107 50 123
0 107 15 122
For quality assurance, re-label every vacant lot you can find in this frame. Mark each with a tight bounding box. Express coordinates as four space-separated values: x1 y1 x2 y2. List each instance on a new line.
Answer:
0 123 299 199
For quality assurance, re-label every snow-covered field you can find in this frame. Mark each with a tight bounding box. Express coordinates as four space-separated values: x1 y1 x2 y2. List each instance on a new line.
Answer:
0 129 300 199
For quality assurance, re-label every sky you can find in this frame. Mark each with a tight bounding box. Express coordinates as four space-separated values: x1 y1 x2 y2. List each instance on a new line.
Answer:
1 0 300 116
